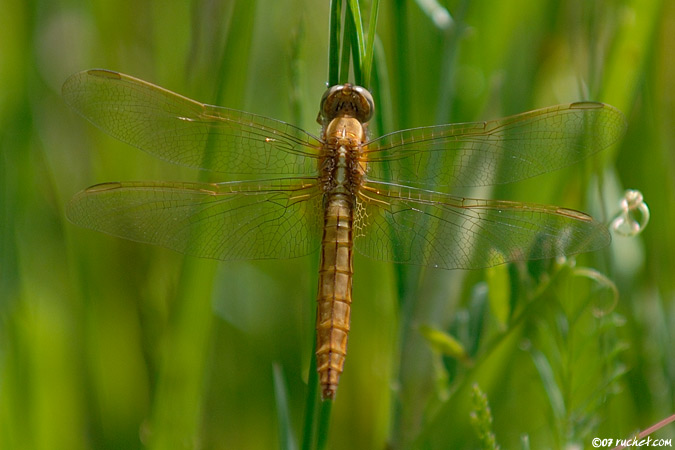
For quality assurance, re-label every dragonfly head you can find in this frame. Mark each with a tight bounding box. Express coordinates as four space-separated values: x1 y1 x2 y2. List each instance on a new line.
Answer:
318 84 374 125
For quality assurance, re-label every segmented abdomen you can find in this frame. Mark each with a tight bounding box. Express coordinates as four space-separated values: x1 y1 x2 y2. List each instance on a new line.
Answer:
316 193 354 400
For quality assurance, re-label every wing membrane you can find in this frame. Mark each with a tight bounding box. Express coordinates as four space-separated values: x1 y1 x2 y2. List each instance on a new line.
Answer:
354 182 610 269
365 102 625 189
67 178 323 260
62 69 321 176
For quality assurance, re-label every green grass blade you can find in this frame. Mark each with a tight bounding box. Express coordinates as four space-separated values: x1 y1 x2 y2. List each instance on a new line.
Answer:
339 8 353 84
274 364 298 450
301 338 319 450
212 0 258 106
147 258 217 449
390 0 410 129
362 0 380 88
315 400 333 450
347 0 366 56
369 35 392 135
328 0 342 86
347 0 365 85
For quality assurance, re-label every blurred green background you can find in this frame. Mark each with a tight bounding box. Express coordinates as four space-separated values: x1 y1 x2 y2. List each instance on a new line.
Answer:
1 0 673 449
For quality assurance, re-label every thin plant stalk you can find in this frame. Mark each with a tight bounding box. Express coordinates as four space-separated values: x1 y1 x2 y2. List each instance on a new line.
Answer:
339 9 353 84
362 0 380 88
346 0 365 85
301 338 320 450
316 401 334 450
328 0 342 86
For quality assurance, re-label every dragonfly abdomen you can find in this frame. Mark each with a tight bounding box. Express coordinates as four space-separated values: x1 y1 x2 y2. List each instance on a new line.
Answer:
316 193 354 400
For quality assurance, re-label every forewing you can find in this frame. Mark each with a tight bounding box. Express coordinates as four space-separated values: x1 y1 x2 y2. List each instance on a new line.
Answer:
365 102 625 189
354 182 610 269
62 69 320 176
67 178 323 260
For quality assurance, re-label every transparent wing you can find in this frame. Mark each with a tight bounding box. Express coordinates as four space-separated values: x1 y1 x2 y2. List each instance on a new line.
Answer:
62 69 321 176
364 102 625 189
354 182 610 269
67 178 323 260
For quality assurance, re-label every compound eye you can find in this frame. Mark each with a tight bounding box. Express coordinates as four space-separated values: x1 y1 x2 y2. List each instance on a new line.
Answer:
318 85 344 121
353 86 374 122
318 84 375 123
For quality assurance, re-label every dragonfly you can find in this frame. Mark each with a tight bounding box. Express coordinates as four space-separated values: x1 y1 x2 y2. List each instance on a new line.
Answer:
63 69 625 400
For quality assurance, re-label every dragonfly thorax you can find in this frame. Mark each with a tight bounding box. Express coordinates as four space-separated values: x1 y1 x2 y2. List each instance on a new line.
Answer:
320 116 366 195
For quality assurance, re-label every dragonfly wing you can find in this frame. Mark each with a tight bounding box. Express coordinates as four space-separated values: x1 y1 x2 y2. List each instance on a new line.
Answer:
67 178 323 260
354 182 610 269
365 102 625 189
63 69 321 176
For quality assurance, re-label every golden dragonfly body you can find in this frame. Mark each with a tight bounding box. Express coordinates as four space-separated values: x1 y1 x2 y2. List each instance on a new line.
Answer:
64 69 625 400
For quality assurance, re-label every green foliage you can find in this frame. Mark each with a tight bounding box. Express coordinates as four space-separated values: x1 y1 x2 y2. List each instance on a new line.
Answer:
1 0 672 449
470 384 500 450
